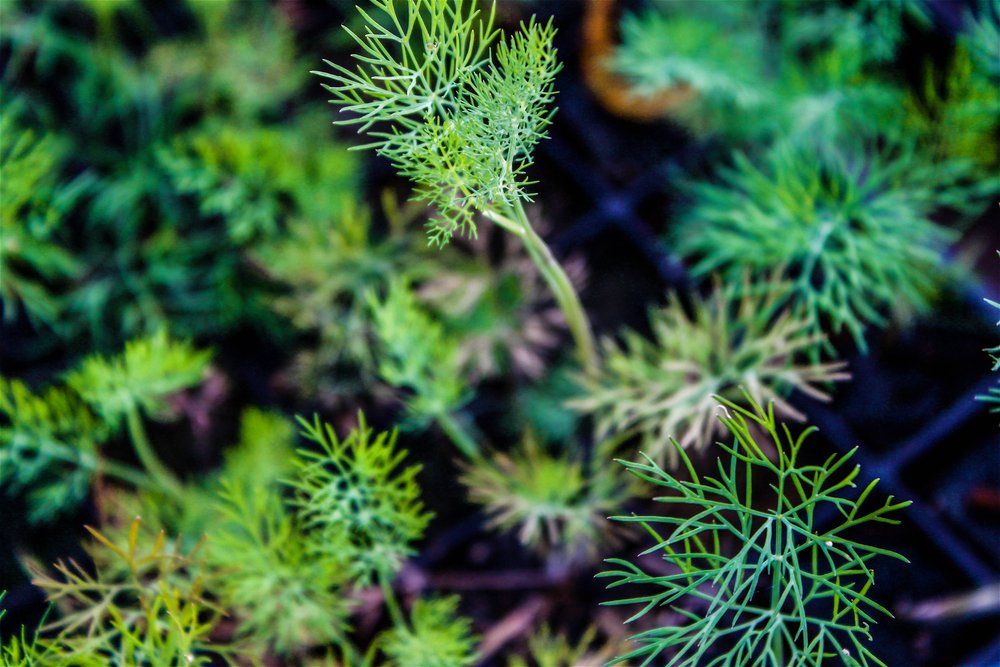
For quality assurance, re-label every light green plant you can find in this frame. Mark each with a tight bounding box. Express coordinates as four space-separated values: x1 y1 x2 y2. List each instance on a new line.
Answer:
601 394 911 666
205 480 353 656
25 517 218 665
369 279 478 457
461 435 627 557
66 330 211 496
318 0 597 375
290 413 432 586
674 141 969 352
572 282 849 463
378 595 478 667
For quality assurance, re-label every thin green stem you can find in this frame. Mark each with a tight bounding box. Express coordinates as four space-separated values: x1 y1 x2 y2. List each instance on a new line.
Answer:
33 438 154 491
379 571 407 630
507 200 598 376
435 410 481 460
124 407 184 498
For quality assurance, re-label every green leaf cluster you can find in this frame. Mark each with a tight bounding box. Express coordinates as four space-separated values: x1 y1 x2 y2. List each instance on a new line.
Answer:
602 395 911 666
290 413 432 585
318 0 561 245
574 281 848 461
2 331 209 520
674 141 969 351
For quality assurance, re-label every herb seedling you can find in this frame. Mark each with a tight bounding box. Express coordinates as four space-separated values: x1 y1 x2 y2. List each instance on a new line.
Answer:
674 141 968 352
574 282 848 462
601 394 911 666
317 0 597 374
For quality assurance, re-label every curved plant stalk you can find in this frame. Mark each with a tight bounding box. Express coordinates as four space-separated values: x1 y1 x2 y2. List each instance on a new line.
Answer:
124 406 184 499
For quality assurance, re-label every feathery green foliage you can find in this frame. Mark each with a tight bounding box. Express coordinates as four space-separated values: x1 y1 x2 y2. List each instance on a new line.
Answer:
26 518 218 665
206 481 353 656
601 395 911 666
317 0 558 245
379 596 478 667
573 283 848 462
320 0 598 374
290 413 432 585
674 141 966 351
159 116 360 243
462 435 627 557
0 380 110 523
370 280 469 425
66 330 210 426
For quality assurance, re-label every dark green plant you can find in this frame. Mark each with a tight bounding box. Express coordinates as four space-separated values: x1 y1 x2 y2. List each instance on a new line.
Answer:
0 379 112 523
674 141 968 352
601 395 911 666
573 282 848 462
0 111 88 329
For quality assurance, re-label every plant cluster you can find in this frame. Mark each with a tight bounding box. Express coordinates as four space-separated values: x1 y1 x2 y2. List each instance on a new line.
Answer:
8 0 991 663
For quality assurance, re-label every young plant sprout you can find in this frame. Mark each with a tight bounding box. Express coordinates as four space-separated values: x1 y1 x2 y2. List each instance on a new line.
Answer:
601 394 911 666
66 330 211 497
378 595 479 667
317 0 597 375
1 331 210 520
369 279 479 458
573 282 848 463
674 141 967 352
461 434 628 558
24 517 219 664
